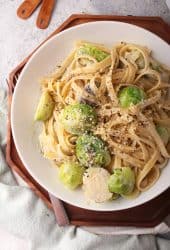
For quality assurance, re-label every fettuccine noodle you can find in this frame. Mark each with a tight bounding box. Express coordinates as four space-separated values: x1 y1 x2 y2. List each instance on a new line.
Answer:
38 41 170 199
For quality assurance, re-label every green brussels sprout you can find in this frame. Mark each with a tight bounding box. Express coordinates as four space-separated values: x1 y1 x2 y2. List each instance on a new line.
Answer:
60 103 97 135
156 125 169 145
59 162 85 189
76 134 111 168
77 44 109 62
34 91 54 121
118 86 146 108
108 167 135 195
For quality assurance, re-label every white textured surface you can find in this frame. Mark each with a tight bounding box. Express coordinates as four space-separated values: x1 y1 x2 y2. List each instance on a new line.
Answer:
0 227 30 250
166 0 170 9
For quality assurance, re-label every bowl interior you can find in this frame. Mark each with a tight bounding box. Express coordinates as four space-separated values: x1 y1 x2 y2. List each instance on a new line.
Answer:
11 21 170 211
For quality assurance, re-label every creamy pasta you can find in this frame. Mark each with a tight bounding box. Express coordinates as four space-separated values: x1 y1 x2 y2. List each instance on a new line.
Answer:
35 41 170 202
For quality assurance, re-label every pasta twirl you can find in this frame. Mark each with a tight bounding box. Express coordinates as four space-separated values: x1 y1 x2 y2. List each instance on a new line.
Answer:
36 41 170 202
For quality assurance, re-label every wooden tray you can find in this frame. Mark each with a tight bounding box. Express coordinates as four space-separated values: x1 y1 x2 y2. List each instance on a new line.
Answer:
6 14 170 227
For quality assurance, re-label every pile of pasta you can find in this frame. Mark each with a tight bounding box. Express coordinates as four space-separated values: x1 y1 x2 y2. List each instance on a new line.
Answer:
39 41 170 198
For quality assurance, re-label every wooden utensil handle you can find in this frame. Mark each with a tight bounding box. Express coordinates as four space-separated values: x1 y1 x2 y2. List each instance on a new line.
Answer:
36 0 55 29
17 0 42 19
49 194 70 226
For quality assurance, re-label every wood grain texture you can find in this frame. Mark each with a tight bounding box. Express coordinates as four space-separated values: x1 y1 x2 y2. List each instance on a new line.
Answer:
6 15 170 227
36 0 55 29
17 0 42 19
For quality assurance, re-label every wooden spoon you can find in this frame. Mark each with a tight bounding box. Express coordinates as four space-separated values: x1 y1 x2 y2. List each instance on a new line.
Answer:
17 0 42 19
36 0 55 29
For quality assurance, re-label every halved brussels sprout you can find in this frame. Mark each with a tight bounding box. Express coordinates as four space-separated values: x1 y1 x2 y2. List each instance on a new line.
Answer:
118 86 146 108
34 91 54 121
156 125 169 145
76 134 111 168
59 162 85 189
60 103 97 135
77 44 109 62
108 167 135 195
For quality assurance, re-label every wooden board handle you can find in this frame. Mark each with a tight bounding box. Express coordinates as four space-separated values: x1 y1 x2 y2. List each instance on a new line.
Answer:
36 0 55 29
17 0 42 19
49 194 70 226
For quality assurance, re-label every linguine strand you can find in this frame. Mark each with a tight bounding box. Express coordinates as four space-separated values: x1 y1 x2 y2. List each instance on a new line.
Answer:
39 41 170 200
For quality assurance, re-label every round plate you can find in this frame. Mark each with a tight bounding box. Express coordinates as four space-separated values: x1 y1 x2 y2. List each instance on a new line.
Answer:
11 21 170 211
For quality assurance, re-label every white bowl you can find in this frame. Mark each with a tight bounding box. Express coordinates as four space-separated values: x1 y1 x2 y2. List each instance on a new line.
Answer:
11 21 170 211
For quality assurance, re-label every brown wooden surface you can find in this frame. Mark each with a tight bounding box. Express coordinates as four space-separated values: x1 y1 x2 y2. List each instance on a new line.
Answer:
36 0 55 29
17 0 42 19
6 14 170 227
